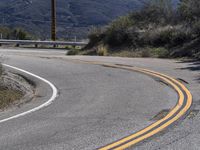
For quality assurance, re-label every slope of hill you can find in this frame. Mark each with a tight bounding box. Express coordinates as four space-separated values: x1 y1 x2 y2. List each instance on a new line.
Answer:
0 0 179 39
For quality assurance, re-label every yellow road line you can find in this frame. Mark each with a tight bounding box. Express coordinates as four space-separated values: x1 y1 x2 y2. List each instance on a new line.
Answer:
99 65 186 150
67 59 192 150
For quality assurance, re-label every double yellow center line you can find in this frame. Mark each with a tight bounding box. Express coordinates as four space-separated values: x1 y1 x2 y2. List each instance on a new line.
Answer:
68 59 192 150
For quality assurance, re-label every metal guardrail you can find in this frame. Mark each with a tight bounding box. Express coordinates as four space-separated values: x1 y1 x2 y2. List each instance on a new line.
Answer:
0 39 88 46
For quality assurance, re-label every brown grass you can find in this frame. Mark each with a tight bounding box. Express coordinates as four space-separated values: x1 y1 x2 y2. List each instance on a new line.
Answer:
0 86 23 110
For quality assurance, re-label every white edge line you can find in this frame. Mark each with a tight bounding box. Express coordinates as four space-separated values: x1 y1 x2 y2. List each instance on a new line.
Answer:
0 64 58 123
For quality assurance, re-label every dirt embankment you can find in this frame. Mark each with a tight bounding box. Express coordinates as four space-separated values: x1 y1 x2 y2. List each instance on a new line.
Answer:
0 71 35 110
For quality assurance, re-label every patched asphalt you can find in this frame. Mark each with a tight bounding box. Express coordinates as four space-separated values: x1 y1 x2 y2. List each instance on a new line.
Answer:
0 48 199 150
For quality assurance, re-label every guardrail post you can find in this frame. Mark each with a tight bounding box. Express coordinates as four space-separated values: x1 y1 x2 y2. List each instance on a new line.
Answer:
15 44 20 47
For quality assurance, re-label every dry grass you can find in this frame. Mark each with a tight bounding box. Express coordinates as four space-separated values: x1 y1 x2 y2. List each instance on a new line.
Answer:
97 45 108 56
0 62 23 110
109 50 142 57
0 86 23 110
75 45 170 58
109 47 169 58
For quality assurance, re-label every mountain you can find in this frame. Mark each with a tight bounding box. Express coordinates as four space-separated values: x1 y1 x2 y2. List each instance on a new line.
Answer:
0 0 179 39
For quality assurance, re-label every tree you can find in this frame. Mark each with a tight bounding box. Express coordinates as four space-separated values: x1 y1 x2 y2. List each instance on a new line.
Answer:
152 0 173 13
0 26 11 39
12 28 30 40
105 16 134 46
129 0 174 26
150 0 174 21
179 0 200 22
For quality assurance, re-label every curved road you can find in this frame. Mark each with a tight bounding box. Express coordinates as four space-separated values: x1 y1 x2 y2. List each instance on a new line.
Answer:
0 48 199 150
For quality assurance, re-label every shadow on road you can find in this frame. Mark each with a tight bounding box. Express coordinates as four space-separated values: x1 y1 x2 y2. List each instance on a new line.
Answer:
176 59 200 82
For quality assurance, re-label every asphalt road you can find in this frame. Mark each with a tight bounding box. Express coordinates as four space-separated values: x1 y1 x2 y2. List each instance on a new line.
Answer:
0 48 199 150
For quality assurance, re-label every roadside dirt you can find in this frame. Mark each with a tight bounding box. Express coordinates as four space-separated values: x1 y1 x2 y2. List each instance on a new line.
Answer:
0 71 35 110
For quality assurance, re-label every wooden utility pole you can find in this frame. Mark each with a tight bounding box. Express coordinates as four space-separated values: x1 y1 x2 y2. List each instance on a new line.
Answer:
51 0 56 41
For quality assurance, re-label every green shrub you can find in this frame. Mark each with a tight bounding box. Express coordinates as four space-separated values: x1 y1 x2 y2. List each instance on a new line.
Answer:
126 27 141 47
170 29 192 46
86 27 105 49
12 28 33 40
67 49 80 55
145 26 193 47
0 26 12 39
129 0 174 26
150 28 174 46
194 52 200 59
192 21 200 36
179 0 200 22
65 45 81 50
83 0 200 59
0 26 34 40
65 45 72 49
104 16 134 47
150 47 170 58
141 48 151 57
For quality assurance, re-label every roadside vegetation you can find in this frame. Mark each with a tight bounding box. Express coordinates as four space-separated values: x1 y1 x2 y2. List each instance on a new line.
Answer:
69 0 200 59
0 26 35 40
66 45 83 55
0 86 23 110
0 64 23 110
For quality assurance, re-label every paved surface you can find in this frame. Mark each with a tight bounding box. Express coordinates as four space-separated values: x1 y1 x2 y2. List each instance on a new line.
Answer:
0 48 199 150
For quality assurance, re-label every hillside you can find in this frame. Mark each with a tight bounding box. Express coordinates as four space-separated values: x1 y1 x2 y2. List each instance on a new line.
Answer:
73 0 200 59
0 0 148 39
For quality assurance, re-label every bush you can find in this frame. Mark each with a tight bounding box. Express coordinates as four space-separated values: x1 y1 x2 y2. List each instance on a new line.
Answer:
65 45 81 50
170 29 192 46
11 28 33 40
67 49 80 55
144 27 173 46
145 26 193 47
150 47 170 58
179 0 200 22
141 48 151 57
194 52 200 59
154 29 173 46
140 47 170 58
0 26 12 39
129 0 175 27
96 45 108 56
86 27 105 49
125 27 141 47
83 0 200 59
192 21 200 36
104 16 134 47
0 26 34 40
